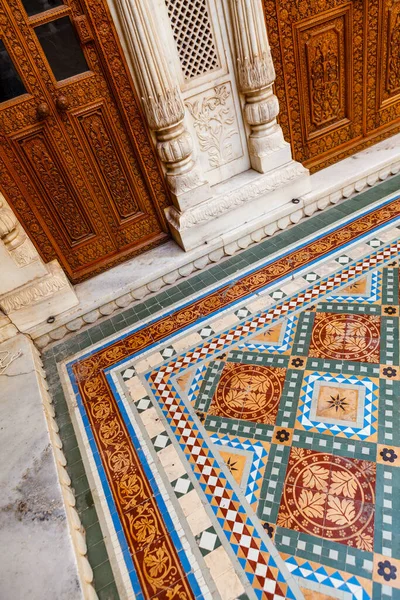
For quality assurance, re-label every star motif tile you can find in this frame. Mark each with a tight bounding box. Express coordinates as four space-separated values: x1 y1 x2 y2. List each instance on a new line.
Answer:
297 372 378 440
59 201 400 600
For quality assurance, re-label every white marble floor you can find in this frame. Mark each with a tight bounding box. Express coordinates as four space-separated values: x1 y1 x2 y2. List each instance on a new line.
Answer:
0 335 81 600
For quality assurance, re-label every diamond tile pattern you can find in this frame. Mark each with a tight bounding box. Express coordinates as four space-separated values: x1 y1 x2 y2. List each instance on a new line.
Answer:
147 256 400 599
66 209 400 600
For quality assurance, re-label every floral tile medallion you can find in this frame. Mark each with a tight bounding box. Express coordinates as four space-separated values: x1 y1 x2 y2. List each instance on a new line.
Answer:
208 362 286 424
309 313 381 363
277 448 376 551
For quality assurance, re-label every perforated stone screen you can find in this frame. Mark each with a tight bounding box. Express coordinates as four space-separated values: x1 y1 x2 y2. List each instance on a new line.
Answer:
165 0 220 80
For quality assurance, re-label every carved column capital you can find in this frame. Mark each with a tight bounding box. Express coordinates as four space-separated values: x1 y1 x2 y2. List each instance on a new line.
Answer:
142 87 185 130
229 0 292 173
112 0 211 214
237 52 275 93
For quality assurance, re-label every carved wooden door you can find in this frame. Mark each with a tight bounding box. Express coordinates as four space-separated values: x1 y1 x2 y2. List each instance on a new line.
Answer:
264 0 400 172
0 0 170 282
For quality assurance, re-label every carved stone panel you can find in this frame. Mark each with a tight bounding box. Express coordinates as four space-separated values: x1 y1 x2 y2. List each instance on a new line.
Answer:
185 83 243 174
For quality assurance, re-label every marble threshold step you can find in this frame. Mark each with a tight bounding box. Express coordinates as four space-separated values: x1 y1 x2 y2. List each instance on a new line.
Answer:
31 133 400 349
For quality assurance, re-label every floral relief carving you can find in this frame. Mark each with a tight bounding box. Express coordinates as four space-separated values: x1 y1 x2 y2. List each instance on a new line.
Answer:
264 0 400 171
309 35 341 126
387 9 400 94
0 271 68 313
79 110 140 219
185 85 239 169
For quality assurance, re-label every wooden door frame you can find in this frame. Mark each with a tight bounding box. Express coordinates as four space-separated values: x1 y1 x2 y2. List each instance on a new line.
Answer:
0 0 172 282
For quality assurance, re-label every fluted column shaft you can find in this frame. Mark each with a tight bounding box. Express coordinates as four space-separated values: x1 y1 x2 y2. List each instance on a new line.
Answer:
114 0 211 211
230 0 292 173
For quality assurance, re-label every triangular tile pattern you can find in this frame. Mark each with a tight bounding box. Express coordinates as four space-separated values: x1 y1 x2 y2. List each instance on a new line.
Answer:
211 433 269 508
146 237 400 600
67 201 400 600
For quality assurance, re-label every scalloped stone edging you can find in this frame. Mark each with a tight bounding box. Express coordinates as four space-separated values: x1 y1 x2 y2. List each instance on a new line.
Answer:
34 161 400 351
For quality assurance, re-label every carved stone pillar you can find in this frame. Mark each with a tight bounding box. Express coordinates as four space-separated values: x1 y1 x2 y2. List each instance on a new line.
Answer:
112 0 211 212
0 194 38 267
229 0 292 173
0 194 78 334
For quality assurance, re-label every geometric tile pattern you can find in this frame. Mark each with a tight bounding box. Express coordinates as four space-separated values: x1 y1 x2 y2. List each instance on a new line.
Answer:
64 197 400 600
238 316 298 354
210 432 269 509
297 372 379 440
285 555 372 600
143 249 400 599
325 270 381 304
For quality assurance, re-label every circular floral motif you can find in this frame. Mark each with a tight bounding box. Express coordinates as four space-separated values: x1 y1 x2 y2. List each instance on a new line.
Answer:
383 367 397 378
210 363 286 424
380 448 398 463
384 306 397 315
275 429 290 443
310 313 380 362
377 560 397 582
278 449 376 549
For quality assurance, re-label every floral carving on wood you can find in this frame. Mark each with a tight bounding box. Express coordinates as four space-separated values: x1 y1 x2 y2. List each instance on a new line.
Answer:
263 0 400 172
309 36 340 126
387 9 400 95
185 85 239 169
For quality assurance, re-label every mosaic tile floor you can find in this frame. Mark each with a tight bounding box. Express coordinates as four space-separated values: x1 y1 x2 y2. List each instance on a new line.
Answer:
44 180 400 600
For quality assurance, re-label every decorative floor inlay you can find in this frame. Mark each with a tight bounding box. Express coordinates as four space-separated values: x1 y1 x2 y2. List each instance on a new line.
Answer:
51 190 400 600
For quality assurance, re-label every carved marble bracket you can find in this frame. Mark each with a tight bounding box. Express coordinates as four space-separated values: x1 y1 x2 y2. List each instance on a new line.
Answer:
0 193 79 336
0 261 79 333
112 0 211 212
0 193 37 267
229 0 292 173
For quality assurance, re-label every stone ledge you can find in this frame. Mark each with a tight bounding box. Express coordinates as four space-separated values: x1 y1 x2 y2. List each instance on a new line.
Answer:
28 139 400 349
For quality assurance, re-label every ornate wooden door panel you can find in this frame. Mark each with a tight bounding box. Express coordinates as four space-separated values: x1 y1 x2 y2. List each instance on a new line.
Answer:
264 0 400 172
368 1 400 132
0 0 170 282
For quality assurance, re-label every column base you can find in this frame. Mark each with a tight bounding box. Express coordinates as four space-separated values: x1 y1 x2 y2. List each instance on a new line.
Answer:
249 140 293 174
0 260 79 333
165 161 310 251
167 173 212 211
